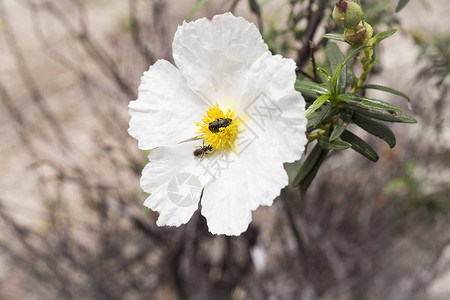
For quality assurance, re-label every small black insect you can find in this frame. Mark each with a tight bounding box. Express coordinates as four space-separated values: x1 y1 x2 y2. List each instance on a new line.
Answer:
193 144 213 159
208 118 232 133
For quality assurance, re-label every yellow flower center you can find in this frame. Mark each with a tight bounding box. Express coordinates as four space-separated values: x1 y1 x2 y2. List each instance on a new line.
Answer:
196 103 240 153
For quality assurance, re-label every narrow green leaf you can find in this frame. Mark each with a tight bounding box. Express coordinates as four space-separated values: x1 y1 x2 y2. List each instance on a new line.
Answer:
347 68 358 87
342 44 369 66
352 107 417 123
340 130 379 162
295 80 329 102
327 43 344 73
300 91 319 102
299 147 328 198
307 104 339 130
352 114 396 148
291 144 323 187
317 67 331 79
330 109 353 141
323 33 347 43
186 0 209 22
361 84 410 102
369 59 380 69
306 111 322 130
337 94 403 112
317 135 351 150
396 0 410 12
317 69 329 84
306 94 330 118
295 80 330 95
332 43 369 95
327 43 346 93
370 28 398 47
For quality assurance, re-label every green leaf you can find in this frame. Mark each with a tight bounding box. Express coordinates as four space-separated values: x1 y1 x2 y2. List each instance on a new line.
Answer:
295 80 330 95
317 67 331 79
326 43 342 74
323 33 347 43
352 114 396 148
291 144 329 197
368 59 380 69
330 109 353 141
299 147 328 198
361 84 410 102
340 130 379 162
186 0 209 22
337 94 403 112
306 104 339 130
347 67 357 84
306 94 330 118
370 28 398 47
292 144 323 187
327 43 346 94
299 90 320 102
396 0 410 12
352 107 417 123
317 135 351 150
295 80 329 102
341 43 370 69
331 43 369 95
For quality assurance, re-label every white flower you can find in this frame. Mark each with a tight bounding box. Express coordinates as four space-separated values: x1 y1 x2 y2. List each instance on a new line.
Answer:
128 13 307 236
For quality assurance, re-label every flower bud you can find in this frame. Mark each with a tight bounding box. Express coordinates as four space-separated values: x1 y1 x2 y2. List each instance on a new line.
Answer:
332 0 363 29
344 21 372 44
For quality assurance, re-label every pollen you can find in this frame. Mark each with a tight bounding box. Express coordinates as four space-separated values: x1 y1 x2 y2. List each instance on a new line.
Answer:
196 103 240 152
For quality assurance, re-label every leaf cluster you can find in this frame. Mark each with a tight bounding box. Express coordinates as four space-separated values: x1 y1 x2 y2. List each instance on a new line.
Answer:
292 29 416 197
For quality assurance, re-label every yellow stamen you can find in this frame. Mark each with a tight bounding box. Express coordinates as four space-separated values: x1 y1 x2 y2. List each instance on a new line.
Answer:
195 103 240 153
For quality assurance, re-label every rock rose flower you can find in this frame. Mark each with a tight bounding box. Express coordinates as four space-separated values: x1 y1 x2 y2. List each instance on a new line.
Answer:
128 13 307 235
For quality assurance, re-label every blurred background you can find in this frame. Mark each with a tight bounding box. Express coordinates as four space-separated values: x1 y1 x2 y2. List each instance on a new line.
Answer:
1 0 450 299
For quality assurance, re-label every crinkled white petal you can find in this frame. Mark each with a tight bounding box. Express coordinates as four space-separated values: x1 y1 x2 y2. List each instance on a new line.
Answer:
239 135 289 210
144 183 198 227
141 141 210 227
199 131 290 235
235 53 307 162
129 59 207 150
172 13 268 103
200 158 252 236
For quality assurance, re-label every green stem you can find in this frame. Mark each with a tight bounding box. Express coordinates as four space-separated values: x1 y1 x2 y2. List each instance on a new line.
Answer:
349 45 373 94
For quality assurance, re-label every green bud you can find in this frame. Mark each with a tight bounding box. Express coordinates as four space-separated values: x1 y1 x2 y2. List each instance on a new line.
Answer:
332 0 363 29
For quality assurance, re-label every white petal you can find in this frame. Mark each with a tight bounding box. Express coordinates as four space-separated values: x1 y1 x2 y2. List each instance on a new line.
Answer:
239 139 289 210
141 141 210 227
199 136 290 235
236 53 308 163
128 59 207 150
144 183 199 227
172 13 268 103
200 159 252 236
